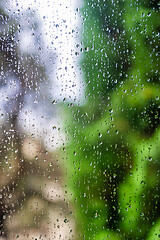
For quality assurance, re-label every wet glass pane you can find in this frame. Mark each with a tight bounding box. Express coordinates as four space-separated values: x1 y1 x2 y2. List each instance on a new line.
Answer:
0 0 160 239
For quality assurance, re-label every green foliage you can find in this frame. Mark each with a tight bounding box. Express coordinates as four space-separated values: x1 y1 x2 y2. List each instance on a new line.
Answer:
147 218 160 240
63 0 160 239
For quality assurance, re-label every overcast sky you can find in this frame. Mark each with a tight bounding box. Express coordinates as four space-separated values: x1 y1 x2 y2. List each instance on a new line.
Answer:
6 0 83 102
3 0 83 150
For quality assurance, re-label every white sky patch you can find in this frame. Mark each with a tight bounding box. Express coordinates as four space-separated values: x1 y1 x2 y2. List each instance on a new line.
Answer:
5 0 83 150
6 0 83 102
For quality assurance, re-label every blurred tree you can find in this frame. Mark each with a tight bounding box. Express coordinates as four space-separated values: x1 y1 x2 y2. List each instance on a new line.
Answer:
0 4 74 240
0 5 47 237
63 0 160 239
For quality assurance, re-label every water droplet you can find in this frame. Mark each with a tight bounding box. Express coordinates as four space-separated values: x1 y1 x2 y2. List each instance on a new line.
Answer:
148 157 152 161
109 109 113 113
99 133 102 137
52 100 57 104
64 218 69 223
33 99 38 104
9 194 12 199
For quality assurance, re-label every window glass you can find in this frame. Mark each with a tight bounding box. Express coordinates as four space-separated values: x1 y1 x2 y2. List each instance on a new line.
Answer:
0 0 160 239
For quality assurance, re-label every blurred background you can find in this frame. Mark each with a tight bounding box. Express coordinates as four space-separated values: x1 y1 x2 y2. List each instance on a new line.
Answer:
0 0 160 239
0 0 80 239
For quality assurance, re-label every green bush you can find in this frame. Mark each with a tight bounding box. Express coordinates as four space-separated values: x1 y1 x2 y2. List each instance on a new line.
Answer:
63 0 160 239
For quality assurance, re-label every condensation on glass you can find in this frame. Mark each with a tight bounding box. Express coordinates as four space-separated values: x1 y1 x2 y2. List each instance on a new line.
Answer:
0 0 160 240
